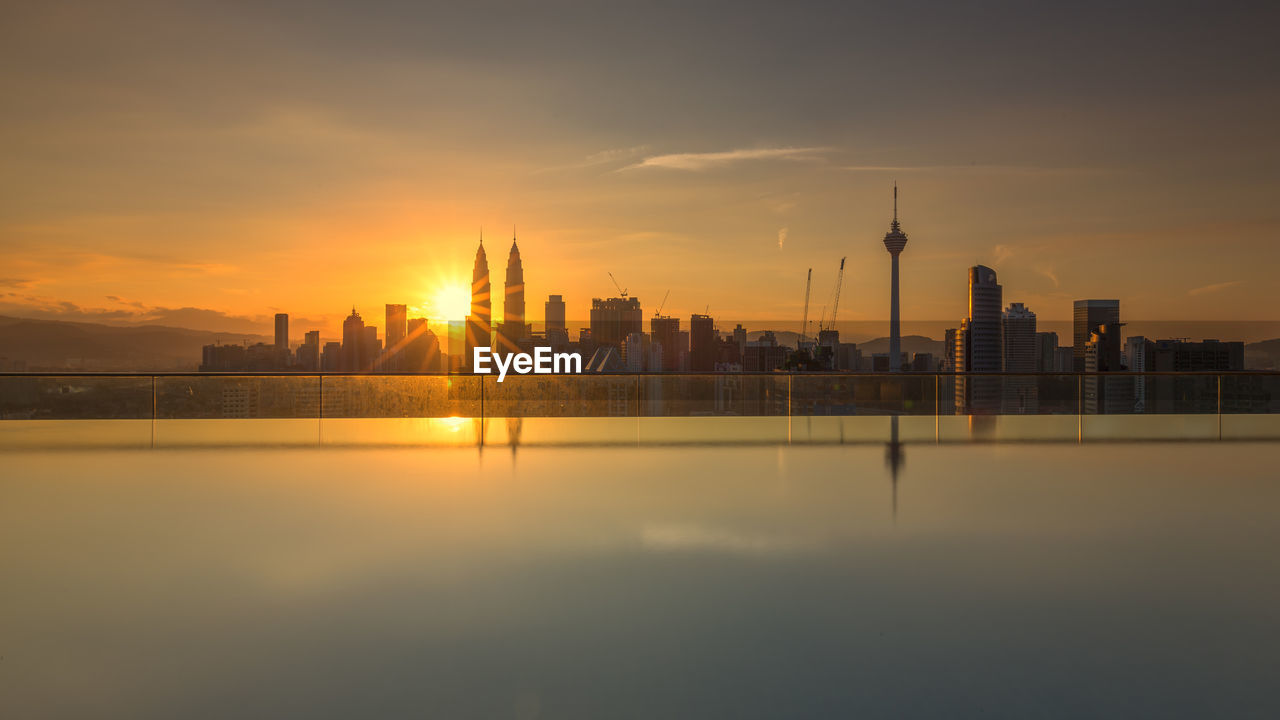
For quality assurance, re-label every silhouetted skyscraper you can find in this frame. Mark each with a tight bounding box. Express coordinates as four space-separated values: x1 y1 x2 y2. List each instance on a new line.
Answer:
1073 299 1120 371
883 184 909 372
497 233 527 353
385 304 407 370
465 234 491 366
274 313 288 351
955 266 1002 413
341 308 364 372
650 315 682 371
297 329 320 371
590 296 642 350
690 314 716 372
545 294 566 331
1002 302 1038 413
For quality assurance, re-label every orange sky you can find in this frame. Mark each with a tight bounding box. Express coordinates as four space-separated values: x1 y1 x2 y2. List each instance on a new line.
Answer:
2 1 1278 337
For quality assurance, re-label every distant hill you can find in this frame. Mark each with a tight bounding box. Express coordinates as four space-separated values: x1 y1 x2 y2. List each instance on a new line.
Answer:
0 315 271 371
1245 339 1280 370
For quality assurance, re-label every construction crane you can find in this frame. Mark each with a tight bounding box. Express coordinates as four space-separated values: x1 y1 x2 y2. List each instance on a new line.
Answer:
799 268 812 345
829 257 847 330
654 289 670 317
608 272 628 298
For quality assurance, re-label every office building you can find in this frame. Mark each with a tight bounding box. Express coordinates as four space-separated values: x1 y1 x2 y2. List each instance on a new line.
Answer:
690 314 717 372
385 304 407 369
590 296 643 350
465 235 492 367
545 294 566 332
360 325 379 371
341 308 365 372
296 330 320 371
1002 302 1037 413
274 313 288 351
406 317 442 372
651 315 683 371
955 265 1003 413
1083 323 1129 413
1036 332 1059 372
1073 299 1120 371
497 234 528 353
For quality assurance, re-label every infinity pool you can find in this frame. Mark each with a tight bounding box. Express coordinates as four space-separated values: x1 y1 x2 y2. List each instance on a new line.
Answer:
2 419 1279 718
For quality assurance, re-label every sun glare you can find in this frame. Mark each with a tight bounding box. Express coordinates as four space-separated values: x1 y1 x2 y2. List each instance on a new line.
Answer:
430 283 472 322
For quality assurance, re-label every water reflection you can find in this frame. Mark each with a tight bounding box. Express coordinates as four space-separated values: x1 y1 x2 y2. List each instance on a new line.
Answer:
3 439 1279 718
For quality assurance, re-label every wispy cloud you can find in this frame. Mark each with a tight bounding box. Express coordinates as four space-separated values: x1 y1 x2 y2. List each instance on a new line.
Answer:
1188 280 1243 296
1035 265 1060 288
623 147 831 171
993 244 1016 264
777 227 788 249
534 145 651 174
841 164 1107 176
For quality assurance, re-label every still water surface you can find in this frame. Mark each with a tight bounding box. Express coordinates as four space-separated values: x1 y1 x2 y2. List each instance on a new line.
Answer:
2 422 1279 718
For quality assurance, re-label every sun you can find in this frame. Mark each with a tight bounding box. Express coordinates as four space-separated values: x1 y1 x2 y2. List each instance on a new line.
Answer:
430 283 472 322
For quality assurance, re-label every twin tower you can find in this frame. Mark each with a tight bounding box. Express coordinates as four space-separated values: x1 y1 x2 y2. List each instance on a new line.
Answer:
465 230 526 361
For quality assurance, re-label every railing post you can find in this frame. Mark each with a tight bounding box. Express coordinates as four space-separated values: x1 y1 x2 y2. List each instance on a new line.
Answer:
151 375 156 449
1077 373 1083 443
1218 374 1223 441
934 372 940 444
787 374 793 444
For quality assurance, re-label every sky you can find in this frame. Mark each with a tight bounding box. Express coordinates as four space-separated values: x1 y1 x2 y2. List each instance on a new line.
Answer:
2 0 1278 337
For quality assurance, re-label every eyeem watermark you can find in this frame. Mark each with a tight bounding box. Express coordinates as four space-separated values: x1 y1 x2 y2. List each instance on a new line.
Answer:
473 347 583 382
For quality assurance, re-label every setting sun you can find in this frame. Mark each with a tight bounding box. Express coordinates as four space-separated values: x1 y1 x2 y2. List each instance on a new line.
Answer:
430 283 473 323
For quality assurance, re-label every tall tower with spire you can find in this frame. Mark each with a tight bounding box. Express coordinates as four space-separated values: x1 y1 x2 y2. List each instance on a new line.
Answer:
504 229 525 333
883 184 909 372
465 231 491 367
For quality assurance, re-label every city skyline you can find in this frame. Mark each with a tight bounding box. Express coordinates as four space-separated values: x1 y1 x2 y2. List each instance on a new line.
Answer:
3 2 1279 335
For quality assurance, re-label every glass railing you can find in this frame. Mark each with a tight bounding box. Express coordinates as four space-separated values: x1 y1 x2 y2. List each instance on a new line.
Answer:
2 372 1278 419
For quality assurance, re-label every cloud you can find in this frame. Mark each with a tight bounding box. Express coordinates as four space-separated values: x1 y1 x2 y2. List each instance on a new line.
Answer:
0 296 276 334
1188 280 1243 296
534 145 651 174
1035 265 1061 289
622 147 831 171
777 227 788 249
841 164 1106 176
993 244 1015 263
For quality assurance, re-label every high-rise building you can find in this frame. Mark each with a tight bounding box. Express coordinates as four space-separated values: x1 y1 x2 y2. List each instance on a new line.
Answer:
690 314 717 372
883 184 909 372
1002 303 1037 371
274 313 289 351
341 308 364 372
650 315 682 372
590 297 642 350
545 294 566 332
385 304 407 369
448 320 465 372
622 332 649 371
1084 322 1128 413
1073 299 1120 371
1125 335 1147 412
1002 302 1038 413
321 341 341 371
297 330 321 371
955 266 1003 413
498 233 527 353
465 235 492 366
361 325 379 371
1035 331 1059 372
405 317 442 372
